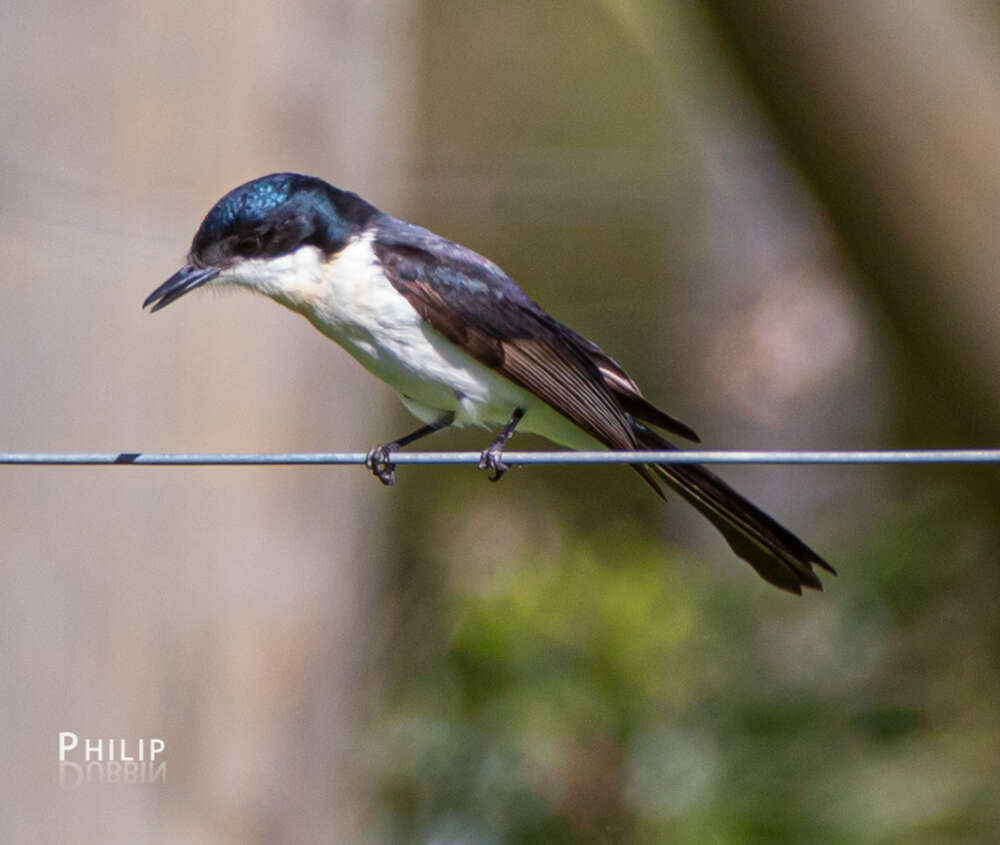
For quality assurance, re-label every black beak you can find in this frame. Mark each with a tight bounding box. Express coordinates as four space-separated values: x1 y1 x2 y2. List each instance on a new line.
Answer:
143 265 220 312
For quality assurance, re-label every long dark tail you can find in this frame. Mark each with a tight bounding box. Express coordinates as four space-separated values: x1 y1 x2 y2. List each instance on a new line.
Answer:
632 423 834 594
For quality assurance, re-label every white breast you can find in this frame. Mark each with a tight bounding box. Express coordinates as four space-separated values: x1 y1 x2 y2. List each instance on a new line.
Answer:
224 234 603 450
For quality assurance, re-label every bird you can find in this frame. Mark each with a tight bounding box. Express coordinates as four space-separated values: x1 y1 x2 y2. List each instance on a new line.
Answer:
144 172 834 594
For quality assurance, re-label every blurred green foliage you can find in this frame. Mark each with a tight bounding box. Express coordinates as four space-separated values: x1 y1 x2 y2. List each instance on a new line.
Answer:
368 483 1000 844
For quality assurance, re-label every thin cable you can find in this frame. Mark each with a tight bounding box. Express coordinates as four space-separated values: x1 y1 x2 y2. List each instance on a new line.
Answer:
2 449 1000 466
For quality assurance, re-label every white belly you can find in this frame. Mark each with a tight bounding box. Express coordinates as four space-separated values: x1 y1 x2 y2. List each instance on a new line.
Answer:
231 234 603 451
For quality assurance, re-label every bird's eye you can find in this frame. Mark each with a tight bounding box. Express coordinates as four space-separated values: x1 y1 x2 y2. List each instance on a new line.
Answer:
234 236 261 256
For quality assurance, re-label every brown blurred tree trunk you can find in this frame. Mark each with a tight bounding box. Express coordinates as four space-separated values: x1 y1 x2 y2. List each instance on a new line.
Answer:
699 1 1000 462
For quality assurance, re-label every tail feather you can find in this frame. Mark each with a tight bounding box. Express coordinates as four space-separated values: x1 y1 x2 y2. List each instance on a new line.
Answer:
633 424 834 594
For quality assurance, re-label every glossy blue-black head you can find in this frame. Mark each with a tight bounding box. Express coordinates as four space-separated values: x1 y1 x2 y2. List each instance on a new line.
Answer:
144 173 379 312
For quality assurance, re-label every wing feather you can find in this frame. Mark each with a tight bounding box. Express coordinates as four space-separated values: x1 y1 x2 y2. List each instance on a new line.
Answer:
563 327 701 442
373 231 636 449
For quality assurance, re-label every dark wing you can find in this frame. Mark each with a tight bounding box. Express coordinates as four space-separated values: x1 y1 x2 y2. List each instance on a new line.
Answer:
373 218 831 593
562 327 701 443
372 219 639 452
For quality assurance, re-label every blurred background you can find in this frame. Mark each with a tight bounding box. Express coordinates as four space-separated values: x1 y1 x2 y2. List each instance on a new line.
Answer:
2 0 1000 842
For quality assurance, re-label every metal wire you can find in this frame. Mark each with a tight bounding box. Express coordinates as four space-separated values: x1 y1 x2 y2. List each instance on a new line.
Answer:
2 449 1000 466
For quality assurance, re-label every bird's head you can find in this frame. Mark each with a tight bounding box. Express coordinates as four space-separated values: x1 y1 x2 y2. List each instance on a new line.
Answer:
143 173 379 312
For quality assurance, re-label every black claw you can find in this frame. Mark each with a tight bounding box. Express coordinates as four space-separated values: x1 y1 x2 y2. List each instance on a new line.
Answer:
476 408 524 483
478 448 508 482
363 414 455 486
366 444 398 486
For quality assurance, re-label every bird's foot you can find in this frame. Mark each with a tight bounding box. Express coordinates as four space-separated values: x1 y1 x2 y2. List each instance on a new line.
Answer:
365 444 398 486
477 408 525 482
478 446 509 482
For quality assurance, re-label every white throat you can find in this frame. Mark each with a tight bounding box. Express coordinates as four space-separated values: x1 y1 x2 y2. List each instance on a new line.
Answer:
215 233 602 450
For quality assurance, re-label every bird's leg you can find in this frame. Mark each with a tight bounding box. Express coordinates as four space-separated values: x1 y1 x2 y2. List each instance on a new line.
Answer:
478 407 525 482
366 412 455 486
